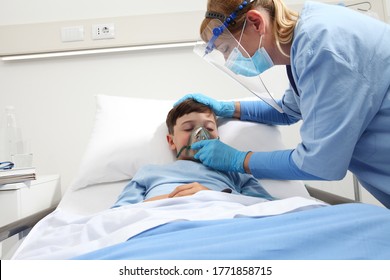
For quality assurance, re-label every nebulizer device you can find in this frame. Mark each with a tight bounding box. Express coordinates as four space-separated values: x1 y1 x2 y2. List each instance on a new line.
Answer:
176 126 214 160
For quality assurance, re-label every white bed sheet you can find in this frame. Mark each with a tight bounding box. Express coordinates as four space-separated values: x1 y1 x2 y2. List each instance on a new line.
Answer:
11 168 313 259
58 178 311 215
13 191 324 260
58 180 127 215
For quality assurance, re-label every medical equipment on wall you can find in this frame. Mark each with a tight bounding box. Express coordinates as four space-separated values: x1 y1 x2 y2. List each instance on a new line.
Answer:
176 126 213 159
193 0 283 113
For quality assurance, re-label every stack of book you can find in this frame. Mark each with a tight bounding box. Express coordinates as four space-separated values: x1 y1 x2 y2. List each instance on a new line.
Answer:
0 167 36 189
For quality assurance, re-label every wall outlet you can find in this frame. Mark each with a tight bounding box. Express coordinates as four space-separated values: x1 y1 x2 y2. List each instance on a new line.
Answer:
92 23 115 40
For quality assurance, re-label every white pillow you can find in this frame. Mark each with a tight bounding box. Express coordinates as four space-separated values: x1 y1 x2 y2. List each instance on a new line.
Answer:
70 95 310 199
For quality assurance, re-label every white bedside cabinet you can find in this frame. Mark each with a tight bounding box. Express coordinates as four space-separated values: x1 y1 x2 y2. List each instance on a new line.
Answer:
0 175 61 227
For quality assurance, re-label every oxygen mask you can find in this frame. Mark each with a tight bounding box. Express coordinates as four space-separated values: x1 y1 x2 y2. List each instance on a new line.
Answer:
176 126 214 160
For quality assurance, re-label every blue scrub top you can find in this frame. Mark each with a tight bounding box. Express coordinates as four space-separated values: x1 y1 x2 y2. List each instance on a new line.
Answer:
283 2 390 205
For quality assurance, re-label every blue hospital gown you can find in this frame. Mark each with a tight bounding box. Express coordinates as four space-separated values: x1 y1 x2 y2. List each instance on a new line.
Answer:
241 2 390 207
112 160 273 207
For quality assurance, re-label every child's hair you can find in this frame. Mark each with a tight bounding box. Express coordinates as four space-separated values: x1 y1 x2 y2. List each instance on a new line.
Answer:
166 99 216 134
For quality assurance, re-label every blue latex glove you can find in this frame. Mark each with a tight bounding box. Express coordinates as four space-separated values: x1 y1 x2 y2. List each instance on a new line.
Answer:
191 139 249 173
174 93 235 118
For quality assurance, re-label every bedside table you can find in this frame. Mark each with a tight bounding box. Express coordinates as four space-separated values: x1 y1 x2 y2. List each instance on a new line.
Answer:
0 175 61 227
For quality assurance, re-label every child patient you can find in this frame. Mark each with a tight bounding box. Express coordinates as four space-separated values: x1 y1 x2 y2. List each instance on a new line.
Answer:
112 99 273 206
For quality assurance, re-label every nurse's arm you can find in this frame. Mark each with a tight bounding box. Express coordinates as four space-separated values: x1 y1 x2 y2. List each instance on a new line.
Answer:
244 149 325 180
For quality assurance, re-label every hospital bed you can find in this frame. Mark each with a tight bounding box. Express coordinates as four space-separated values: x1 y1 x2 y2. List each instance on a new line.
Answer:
1 95 390 260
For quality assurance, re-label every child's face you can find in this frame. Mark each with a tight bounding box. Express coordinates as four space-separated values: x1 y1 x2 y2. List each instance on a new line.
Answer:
167 111 218 160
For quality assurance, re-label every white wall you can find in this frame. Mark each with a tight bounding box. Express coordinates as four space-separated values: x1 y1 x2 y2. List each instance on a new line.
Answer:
1 0 389 25
0 0 207 25
0 0 388 205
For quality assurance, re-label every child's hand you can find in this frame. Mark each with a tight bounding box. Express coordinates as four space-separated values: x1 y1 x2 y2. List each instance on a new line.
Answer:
168 182 210 198
143 194 170 202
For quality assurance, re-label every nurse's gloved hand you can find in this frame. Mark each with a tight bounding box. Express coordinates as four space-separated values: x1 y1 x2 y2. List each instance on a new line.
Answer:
174 93 235 118
191 139 248 173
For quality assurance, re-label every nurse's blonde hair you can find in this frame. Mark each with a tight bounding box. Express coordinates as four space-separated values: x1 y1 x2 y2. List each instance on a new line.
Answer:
201 0 298 57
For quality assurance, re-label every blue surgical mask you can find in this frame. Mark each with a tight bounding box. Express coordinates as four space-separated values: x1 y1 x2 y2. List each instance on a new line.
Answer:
225 20 274 77
225 46 274 77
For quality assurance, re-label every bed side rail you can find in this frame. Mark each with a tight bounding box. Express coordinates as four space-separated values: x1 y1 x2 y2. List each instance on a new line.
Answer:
0 206 56 242
305 185 357 205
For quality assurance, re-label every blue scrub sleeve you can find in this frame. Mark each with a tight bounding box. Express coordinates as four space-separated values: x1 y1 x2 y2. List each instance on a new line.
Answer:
240 100 300 125
249 149 325 180
237 173 275 200
111 180 145 207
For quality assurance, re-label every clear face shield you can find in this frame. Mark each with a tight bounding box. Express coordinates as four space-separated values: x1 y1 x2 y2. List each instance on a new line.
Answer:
193 19 283 113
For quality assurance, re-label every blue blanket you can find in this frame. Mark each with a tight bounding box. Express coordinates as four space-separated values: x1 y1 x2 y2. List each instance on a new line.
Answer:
73 203 390 260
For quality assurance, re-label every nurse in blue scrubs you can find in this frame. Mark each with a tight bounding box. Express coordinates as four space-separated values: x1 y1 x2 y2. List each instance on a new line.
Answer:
176 0 390 207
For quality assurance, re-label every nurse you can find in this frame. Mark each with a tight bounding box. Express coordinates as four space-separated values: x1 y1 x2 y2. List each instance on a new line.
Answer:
176 0 390 207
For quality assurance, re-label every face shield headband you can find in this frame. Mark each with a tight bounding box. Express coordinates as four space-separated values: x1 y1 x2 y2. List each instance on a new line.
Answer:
193 18 283 113
204 0 255 55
